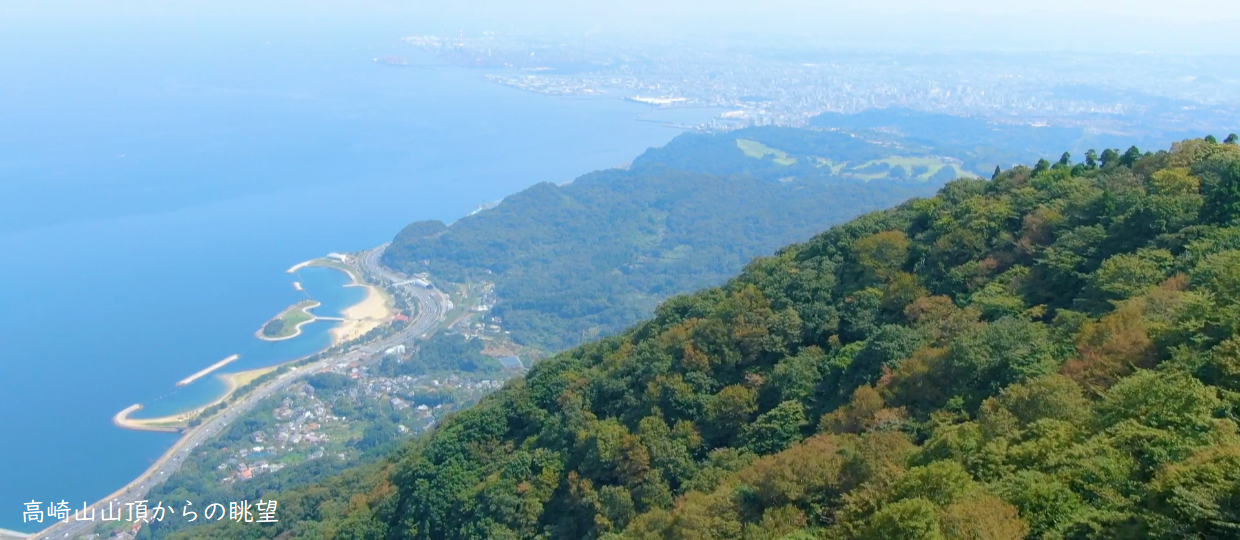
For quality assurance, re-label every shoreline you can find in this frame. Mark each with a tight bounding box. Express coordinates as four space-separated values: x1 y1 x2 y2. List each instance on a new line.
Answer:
113 404 184 433
254 300 322 342
176 353 241 387
115 367 280 433
42 246 422 540
286 260 313 273
329 275 394 346
220 366 279 396
115 256 391 433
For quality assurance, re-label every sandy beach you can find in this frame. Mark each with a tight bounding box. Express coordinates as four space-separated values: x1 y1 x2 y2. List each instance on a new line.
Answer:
113 404 191 433
330 281 392 345
114 367 278 433
222 366 278 394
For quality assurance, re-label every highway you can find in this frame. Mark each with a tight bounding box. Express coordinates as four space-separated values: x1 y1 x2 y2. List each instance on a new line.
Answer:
31 246 448 540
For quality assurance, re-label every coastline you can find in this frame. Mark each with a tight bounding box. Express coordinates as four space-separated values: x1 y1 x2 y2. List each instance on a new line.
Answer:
286 260 313 273
220 366 278 396
41 246 429 540
0 527 29 539
330 278 393 345
113 404 185 433
114 367 279 433
254 300 322 342
115 256 390 433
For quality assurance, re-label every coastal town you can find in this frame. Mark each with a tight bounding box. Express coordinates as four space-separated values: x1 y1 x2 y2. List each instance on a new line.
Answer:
402 33 1240 135
37 247 529 540
204 358 510 488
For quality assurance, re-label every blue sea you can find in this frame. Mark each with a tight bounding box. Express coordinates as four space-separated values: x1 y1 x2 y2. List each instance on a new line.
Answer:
0 23 679 533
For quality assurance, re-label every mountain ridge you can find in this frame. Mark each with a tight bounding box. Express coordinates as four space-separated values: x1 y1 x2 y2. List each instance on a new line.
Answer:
161 136 1240 540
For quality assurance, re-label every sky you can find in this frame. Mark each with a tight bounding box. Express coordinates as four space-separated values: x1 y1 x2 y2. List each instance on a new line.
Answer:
4 0 1240 52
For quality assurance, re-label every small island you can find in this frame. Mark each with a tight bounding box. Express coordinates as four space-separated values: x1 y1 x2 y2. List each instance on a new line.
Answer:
257 300 321 341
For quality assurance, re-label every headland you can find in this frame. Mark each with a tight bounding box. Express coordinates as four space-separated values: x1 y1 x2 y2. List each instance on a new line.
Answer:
256 300 321 341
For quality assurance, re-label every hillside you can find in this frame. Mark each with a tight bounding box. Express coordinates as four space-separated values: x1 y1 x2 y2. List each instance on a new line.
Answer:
382 126 953 352
160 136 1240 540
808 108 1200 176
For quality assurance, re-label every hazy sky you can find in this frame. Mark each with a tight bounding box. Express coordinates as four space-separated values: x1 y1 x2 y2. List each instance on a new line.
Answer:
6 0 1240 53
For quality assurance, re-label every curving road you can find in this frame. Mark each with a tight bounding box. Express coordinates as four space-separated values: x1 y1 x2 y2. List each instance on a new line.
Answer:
31 246 448 540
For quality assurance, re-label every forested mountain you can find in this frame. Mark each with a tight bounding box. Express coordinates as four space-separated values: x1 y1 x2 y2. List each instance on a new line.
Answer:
808 108 1198 176
382 126 954 352
161 136 1240 540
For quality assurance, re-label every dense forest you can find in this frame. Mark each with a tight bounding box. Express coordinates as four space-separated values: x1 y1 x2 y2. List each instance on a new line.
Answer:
161 135 1240 540
382 126 946 352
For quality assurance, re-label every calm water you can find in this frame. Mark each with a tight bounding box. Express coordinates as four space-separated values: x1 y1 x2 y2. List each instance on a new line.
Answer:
0 24 678 532
130 265 365 420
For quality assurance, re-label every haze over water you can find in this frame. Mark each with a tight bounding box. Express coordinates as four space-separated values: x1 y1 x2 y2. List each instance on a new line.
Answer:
0 23 679 532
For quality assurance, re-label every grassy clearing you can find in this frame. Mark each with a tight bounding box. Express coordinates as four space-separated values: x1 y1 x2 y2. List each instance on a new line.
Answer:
736 139 798 166
839 156 964 181
262 300 319 338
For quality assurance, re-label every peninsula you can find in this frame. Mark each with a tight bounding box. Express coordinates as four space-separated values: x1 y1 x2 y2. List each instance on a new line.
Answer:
256 300 321 341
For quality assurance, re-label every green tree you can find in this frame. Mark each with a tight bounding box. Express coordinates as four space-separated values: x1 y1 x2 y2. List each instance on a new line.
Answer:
859 498 944 540
1203 159 1240 224
1149 445 1240 538
1085 149 1099 168
704 385 759 446
1100 148 1119 167
742 400 809 454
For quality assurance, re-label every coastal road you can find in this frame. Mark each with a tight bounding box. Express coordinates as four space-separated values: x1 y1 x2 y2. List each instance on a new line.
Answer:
357 243 451 342
31 246 448 540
